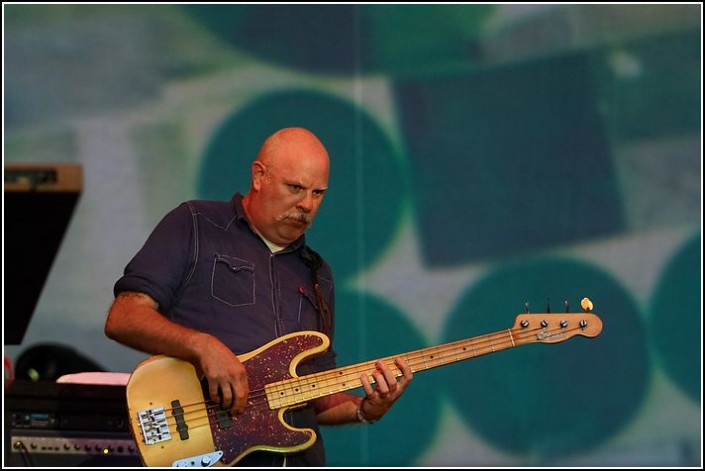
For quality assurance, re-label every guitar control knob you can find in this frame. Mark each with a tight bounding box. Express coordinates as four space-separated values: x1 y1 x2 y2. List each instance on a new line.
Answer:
201 456 213 466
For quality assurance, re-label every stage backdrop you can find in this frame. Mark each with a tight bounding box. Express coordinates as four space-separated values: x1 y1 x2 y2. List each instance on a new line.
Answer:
3 4 701 467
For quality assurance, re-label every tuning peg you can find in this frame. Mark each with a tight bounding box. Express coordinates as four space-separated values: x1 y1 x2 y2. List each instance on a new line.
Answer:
525 301 530 313
580 297 593 312
565 300 570 312
546 298 551 313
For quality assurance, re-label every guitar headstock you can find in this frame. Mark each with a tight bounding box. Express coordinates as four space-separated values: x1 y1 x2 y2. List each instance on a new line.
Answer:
511 297 603 345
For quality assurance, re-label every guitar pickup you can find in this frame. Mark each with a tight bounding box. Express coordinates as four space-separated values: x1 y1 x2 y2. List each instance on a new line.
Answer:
215 407 231 429
171 400 189 440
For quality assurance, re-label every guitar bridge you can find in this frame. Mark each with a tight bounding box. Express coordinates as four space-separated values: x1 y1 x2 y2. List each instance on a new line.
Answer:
137 406 172 444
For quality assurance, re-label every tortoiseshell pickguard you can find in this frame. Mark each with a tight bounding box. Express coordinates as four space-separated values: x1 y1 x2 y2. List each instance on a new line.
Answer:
209 332 327 464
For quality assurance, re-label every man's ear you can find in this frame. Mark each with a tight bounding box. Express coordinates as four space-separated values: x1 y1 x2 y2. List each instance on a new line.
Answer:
252 161 266 190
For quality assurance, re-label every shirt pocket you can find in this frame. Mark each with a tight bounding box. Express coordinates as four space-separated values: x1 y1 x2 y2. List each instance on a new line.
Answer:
211 254 255 307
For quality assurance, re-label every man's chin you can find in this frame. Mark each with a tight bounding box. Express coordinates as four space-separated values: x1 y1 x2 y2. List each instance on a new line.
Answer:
277 227 306 244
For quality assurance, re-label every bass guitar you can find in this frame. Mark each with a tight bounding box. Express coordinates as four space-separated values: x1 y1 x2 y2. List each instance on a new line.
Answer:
126 298 602 467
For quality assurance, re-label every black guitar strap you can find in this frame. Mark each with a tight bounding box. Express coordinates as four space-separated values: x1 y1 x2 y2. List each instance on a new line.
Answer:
301 246 333 337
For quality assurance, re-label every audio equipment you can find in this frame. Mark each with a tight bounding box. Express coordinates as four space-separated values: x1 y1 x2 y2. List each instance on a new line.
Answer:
4 163 83 345
4 380 142 467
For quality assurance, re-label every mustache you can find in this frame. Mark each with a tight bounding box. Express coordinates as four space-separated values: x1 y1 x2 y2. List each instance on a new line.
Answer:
276 211 311 224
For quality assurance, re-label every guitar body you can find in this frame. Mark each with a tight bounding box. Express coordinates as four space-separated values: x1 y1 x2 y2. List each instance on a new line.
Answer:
126 331 330 467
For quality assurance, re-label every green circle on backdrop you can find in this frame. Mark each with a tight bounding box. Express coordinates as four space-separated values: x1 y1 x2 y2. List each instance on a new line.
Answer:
322 290 440 466
649 232 701 402
196 90 406 281
439 257 649 460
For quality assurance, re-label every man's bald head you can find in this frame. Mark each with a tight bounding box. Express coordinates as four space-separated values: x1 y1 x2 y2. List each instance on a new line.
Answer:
243 127 330 246
256 127 330 173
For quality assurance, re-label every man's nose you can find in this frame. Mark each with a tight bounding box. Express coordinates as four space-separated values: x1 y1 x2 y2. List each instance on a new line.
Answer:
297 192 314 212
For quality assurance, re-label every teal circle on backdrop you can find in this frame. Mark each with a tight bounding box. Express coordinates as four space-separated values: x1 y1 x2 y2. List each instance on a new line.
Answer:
438 257 649 460
323 290 440 466
196 90 406 281
649 232 701 402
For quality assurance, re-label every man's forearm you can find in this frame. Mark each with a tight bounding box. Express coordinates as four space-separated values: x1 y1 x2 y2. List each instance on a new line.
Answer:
105 292 208 364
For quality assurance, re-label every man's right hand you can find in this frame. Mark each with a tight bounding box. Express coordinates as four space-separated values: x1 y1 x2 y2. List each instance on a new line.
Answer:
192 333 249 415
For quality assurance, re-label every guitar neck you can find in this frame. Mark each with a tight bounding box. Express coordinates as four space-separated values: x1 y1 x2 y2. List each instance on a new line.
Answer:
265 311 601 409
266 327 519 409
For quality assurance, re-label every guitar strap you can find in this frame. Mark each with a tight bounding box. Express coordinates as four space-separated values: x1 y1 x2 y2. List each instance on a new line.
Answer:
301 246 333 337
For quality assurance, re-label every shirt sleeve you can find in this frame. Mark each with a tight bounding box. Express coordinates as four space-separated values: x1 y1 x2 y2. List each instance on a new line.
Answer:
113 202 195 314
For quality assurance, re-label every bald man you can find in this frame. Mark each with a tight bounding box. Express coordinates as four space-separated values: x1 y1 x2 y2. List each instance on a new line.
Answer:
105 127 412 467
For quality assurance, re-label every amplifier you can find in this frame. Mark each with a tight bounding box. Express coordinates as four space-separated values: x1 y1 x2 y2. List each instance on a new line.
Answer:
4 380 143 467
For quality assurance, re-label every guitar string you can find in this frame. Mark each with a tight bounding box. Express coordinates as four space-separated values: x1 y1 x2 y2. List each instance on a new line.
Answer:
137 323 590 437
247 323 573 408
151 323 584 423
149 327 520 416
169 323 581 420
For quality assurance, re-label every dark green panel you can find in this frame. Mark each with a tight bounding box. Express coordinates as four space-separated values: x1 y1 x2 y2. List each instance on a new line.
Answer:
395 53 624 266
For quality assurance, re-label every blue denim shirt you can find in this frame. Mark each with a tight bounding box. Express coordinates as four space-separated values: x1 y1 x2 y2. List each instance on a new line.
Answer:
114 193 336 466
